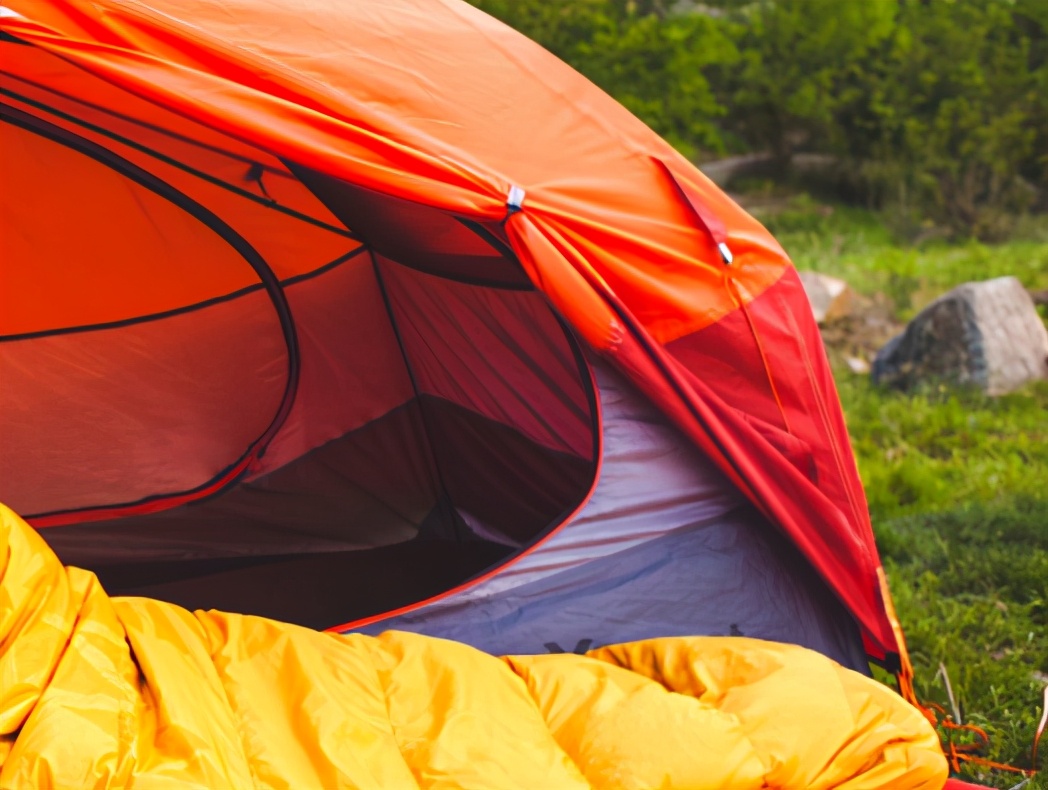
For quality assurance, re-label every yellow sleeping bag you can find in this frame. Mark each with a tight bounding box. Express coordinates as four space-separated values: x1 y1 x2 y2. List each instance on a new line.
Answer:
0 504 946 788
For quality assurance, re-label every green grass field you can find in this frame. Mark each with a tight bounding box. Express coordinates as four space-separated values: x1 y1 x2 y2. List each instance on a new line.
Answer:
762 197 1048 788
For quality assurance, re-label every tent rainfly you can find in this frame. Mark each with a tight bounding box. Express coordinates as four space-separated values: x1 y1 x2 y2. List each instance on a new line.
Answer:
0 1 957 787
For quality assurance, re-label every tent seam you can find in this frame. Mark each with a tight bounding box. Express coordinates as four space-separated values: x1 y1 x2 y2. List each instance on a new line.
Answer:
369 251 466 543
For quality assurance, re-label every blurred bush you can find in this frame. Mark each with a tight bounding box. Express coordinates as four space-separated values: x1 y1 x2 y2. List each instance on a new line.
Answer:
468 0 1048 240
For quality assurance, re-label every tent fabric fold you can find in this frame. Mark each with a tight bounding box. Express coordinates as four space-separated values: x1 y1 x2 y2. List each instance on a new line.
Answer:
0 504 946 789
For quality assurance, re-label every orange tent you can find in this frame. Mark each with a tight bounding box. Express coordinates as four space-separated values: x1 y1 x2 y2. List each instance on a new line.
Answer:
0 0 964 776
0 0 969 785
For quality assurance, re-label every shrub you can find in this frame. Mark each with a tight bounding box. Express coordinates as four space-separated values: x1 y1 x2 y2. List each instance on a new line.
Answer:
469 0 1048 239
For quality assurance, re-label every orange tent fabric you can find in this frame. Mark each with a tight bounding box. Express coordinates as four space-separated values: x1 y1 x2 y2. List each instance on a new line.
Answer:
0 0 903 665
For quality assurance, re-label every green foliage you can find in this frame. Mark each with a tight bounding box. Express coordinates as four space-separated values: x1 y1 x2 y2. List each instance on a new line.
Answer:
720 0 897 159
718 0 1048 237
720 0 1048 237
469 0 737 157
846 0 1045 238
760 198 1048 320
467 0 1048 238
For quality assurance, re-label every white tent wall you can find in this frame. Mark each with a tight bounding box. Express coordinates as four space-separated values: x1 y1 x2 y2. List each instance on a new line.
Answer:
359 358 869 671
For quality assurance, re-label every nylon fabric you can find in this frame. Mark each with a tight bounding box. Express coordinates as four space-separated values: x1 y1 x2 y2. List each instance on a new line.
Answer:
0 70 359 320
0 504 946 789
358 505 870 670
0 0 785 339
0 291 286 518
0 0 906 659
0 116 263 335
249 255 416 476
440 358 744 597
376 258 594 460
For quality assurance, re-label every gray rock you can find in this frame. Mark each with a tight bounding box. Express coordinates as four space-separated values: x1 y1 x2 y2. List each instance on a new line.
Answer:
845 356 871 375
872 276 1048 395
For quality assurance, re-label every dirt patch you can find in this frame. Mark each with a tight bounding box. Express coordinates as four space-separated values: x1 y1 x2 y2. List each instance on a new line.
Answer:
818 291 903 369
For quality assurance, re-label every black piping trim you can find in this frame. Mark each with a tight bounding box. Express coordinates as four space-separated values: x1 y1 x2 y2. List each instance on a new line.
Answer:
0 32 27 46
369 251 467 542
0 88 358 240
456 217 519 263
3 72 288 178
5 283 265 343
375 257 534 291
281 245 368 286
0 246 367 343
6 104 301 518
282 158 532 291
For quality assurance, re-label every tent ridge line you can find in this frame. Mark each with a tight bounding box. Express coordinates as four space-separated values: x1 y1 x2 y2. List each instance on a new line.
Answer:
368 251 467 544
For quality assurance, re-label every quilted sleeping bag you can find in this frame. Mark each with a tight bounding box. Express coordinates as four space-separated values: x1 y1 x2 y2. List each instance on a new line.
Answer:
0 504 946 789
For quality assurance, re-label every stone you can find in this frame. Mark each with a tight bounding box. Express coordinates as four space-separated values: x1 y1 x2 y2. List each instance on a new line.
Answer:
798 271 854 324
845 356 870 375
872 276 1048 395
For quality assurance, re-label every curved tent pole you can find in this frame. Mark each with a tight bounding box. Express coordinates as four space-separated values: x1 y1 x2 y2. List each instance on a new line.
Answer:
1 102 302 524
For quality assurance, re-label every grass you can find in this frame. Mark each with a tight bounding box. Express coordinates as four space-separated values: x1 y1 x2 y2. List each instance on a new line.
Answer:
840 378 1048 523
846 379 1048 789
760 195 1048 788
757 194 1048 322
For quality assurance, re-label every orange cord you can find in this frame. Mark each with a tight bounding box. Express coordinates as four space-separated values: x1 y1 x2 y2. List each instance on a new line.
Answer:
909 697 1043 779
882 573 1040 777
